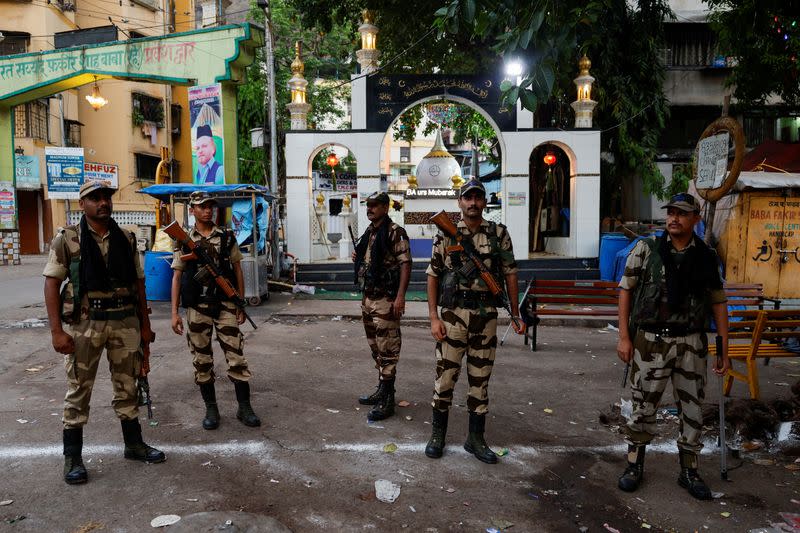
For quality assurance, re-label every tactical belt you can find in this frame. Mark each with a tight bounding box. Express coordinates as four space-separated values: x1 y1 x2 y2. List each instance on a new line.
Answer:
88 296 135 310
455 290 498 310
640 325 701 337
88 307 136 321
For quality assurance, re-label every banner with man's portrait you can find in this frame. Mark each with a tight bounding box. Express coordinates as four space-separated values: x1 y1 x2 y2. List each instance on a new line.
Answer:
189 83 225 185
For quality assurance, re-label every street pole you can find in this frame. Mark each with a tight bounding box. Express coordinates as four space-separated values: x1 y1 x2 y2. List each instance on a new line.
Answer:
259 0 281 279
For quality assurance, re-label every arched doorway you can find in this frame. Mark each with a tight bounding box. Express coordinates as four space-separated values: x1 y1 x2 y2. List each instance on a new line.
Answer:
307 143 358 260
378 96 505 257
529 143 572 254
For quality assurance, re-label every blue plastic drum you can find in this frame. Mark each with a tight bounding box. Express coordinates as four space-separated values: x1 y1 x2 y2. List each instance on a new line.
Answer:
144 251 173 301
599 233 630 281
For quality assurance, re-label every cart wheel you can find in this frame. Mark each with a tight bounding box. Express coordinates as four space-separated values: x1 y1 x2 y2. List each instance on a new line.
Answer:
248 296 261 306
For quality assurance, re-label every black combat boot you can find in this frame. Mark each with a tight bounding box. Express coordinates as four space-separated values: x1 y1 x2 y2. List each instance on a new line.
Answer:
199 382 220 430
367 379 395 421
358 380 387 405
618 444 646 492
678 450 712 500
425 409 449 459
233 380 261 427
121 419 166 463
464 412 498 464
63 427 88 485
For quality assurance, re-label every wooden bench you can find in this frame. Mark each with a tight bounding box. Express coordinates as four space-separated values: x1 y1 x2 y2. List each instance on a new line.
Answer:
709 309 800 400
520 280 777 352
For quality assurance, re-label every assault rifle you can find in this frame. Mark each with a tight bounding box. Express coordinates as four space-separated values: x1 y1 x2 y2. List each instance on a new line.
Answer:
163 221 257 329
137 307 155 420
429 211 523 332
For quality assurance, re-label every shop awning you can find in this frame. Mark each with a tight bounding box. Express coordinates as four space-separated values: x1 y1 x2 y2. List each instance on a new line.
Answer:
741 139 800 173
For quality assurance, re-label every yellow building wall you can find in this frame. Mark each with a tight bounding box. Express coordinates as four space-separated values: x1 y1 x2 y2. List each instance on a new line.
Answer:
172 0 196 184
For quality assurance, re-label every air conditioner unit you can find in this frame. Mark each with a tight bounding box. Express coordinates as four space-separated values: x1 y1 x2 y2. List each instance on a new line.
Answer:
400 156 409 162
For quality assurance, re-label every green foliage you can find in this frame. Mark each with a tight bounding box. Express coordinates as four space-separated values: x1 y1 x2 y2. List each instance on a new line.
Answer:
236 0 355 185
392 102 499 163
287 0 497 73
437 0 674 207
708 0 800 106
668 162 692 197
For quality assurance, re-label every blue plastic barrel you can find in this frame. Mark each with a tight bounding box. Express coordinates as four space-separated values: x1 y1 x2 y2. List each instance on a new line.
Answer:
599 233 630 281
144 251 173 301
410 238 434 259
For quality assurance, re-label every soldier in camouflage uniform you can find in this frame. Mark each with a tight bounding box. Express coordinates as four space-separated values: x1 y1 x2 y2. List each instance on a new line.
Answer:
353 191 412 421
44 180 165 485
171 191 260 430
424 179 524 463
617 193 730 500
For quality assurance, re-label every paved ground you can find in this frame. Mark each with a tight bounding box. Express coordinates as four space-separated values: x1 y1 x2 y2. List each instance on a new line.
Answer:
1 257 799 532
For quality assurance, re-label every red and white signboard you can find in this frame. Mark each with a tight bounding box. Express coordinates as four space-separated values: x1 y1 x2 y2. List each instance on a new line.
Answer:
84 162 119 189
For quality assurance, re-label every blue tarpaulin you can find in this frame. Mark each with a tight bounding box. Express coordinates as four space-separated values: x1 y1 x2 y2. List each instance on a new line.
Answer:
137 183 275 207
231 197 268 253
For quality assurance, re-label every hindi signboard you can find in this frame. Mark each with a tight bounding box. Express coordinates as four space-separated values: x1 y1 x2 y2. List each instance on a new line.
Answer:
45 147 84 200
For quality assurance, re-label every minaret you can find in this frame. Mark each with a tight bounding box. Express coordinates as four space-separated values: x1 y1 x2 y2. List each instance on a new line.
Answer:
356 10 380 74
570 55 597 128
286 41 311 130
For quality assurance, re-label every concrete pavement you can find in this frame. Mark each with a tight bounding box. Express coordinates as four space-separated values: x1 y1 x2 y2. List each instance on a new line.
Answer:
0 262 798 531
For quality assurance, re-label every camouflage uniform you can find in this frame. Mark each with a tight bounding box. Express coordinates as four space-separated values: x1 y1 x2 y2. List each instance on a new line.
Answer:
426 219 517 415
359 221 411 381
620 237 726 453
43 224 144 429
172 225 250 384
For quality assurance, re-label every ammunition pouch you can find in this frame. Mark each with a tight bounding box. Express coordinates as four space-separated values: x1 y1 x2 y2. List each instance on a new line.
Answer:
363 266 401 299
453 290 500 310
437 271 459 308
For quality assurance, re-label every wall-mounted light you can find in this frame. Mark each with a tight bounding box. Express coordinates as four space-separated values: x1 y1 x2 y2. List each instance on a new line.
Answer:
85 78 108 111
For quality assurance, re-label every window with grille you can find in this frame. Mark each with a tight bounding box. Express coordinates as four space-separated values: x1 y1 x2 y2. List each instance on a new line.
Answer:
399 146 410 162
14 100 49 142
134 153 161 181
0 32 29 56
132 92 164 127
664 23 719 68
65 120 82 147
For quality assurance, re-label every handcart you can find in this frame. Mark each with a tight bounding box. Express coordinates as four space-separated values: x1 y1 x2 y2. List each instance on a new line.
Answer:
138 183 277 305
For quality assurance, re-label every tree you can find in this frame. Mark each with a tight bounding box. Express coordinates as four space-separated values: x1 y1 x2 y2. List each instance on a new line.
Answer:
236 0 355 185
287 0 497 74
436 0 674 209
708 0 800 106
392 102 499 164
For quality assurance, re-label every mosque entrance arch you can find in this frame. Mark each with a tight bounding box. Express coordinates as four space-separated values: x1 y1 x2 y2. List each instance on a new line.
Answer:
378 95 505 258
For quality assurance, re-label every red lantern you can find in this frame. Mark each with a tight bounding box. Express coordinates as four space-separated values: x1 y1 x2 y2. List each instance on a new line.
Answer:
326 153 339 168
543 151 557 166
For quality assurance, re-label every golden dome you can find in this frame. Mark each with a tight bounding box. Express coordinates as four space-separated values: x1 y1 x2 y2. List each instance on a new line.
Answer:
578 55 591 76
291 41 305 76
